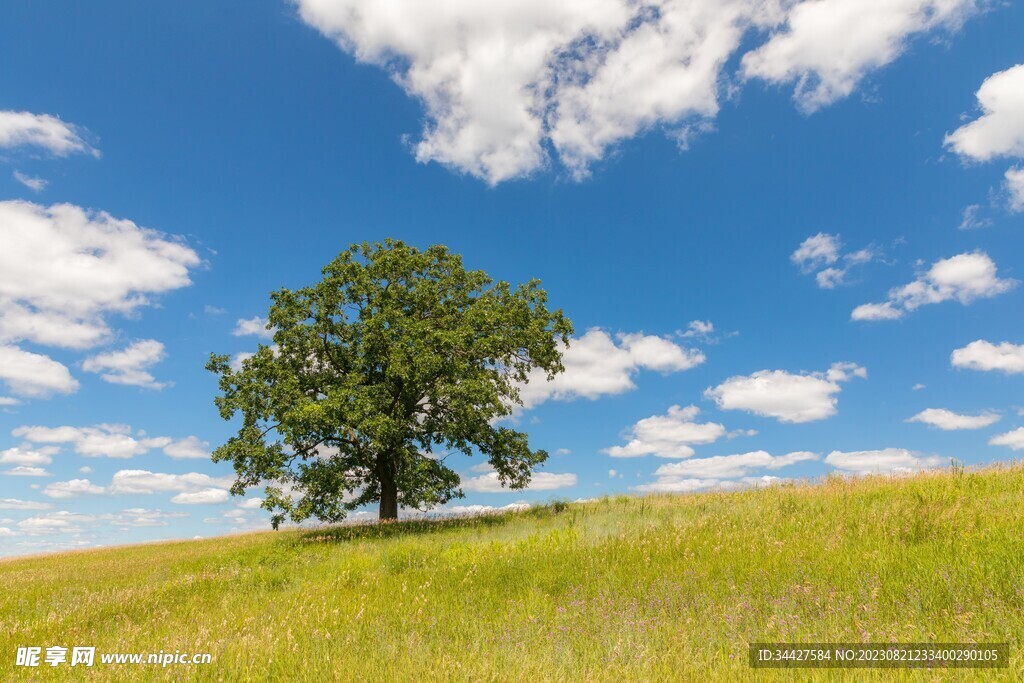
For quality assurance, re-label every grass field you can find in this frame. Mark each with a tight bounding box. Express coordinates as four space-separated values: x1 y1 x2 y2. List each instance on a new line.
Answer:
2 464 1023 681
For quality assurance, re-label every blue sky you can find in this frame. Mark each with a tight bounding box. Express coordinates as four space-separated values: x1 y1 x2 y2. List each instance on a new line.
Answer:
0 0 1022 555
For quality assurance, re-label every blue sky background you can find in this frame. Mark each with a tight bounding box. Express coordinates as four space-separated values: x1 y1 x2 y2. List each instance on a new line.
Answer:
0 0 1022 555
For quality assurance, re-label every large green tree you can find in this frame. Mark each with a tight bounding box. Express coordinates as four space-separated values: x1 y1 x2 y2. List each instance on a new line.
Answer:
207 240 572 525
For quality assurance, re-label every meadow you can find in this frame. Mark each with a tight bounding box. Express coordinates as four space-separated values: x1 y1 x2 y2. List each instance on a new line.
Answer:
2 464 1023 681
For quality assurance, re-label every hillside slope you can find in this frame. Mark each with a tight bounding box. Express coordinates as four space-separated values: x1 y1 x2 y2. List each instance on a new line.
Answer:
2 465 1023 681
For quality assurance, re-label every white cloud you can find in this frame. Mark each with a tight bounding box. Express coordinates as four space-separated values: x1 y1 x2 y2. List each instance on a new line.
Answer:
680 320 716 341
0 397 19 406
82 340 169 389
945 64 1024 162
649 450 817 479
461 471 577 493
792 233 879 289
946 65 1024 212
1007 167 1024 212
236 497 264 510
633 474 782 493
958 204 991 230
0 201 200 399
0 201 200 350
824 448 944 474
852 251 1016 321
951 340 1024 374
109 508 188 528
906 407 1000 430
517 329 704 410
742 0 977 113
0 445 58 466
602 405 726 458
13 424 172 459
171 488 230 505
0 345 78 398
0 110 97 156
0 498 52 510
989 427 1024 451
294 0 977 182
163 436 210 460
2 466 50 477
42 479 106 499
442 502 530 515
791 232 841 271
233 316 274 339
705 362 865 423
108 469 235 495
12 171 47 192
17 511 99 535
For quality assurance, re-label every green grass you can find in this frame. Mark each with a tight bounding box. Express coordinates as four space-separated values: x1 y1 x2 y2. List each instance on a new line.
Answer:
2 464 1024 681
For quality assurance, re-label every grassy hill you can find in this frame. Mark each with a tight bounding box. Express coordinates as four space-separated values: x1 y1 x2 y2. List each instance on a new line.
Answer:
2 464 1023 681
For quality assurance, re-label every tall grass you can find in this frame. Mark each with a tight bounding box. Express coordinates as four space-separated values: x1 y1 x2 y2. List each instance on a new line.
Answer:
2 464 1023 681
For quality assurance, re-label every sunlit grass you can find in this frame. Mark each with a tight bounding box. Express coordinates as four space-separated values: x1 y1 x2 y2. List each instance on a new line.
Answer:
2 464 1023 681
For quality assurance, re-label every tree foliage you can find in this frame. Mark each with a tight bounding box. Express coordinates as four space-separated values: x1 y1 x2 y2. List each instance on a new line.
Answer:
206 240 572 525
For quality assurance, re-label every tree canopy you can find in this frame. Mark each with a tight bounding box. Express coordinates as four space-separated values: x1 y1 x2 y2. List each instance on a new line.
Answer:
206 240 573 525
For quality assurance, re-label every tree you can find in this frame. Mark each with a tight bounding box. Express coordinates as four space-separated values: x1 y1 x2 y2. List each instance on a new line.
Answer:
206 240 573 526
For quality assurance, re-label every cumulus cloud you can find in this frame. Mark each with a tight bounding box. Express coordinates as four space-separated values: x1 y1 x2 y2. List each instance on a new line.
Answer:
0 110 97 156
42 479 106 499
0 201 200 398
632 451 811 492
163 436 210 460
679 320 725 343
13 424 172 459
705 362 866 423
633 474 782 493
602 405 727 459
741 0 977 113
945 64 1024 162
109 508 189 528
945 65 1024 212
171 488 230 505
648 450 817 479
233 316 274 339
517 329 704 410
906 407 1000 430
824 448 944 474
0 445 58 466
107 469 234 495
852 251 1016 321
0 345 78 398
17 511 100 535
792 233 879 289
989 427 1024 451
461 470 577 493
294 0 979 182
791 232 840 271
15 508 186 536
82 340 169 389
951 340 1024 374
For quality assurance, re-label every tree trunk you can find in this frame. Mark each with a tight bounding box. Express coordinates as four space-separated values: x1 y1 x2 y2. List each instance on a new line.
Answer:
379 472 399 521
